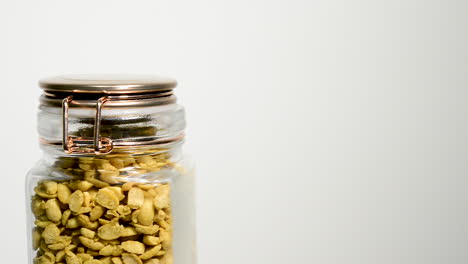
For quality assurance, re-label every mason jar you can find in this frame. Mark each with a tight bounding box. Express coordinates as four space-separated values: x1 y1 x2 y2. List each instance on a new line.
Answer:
26 75 196 264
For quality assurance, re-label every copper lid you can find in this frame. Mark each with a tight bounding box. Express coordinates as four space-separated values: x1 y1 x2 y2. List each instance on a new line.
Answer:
39 74 177 94
39 74 177 108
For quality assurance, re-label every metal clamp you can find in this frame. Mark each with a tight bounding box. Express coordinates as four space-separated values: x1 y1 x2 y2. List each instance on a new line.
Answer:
62 96 114 154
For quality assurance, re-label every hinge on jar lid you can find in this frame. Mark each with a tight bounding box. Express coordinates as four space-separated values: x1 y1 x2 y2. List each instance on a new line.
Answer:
62 96 114 154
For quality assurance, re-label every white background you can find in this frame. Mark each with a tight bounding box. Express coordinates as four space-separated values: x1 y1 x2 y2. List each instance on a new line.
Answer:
1 1 468 263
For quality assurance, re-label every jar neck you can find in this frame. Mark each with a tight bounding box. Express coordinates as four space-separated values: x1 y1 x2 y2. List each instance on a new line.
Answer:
38 102 186 156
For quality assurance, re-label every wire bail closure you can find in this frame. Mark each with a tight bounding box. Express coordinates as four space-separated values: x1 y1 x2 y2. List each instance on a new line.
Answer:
62 96 114 154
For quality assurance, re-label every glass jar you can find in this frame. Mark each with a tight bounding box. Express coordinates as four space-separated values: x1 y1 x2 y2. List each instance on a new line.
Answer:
26 75 196 264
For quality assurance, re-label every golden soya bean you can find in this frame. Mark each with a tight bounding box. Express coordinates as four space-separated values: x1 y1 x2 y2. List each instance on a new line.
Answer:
48 237 72 250
80 228 96 239
35 251 55 264
142 235 159 246
153 185 170 209
139 245 162 260
85 175 110 188
108 187 125 201
117 205 132 216
34 186 57 199
120 227 138 237
87 250 99 257
99 245 123 256
100 257 113 264
77 206 93 215
61 210 71 226
96 188 119 210
77 246 86 253
112 257 124 264
156 219 170 230
69 190 84 213
159 229 171 250
98 222 124 240
121 182 136 192
137 197 154 226
127 188 144 209
65 252 82 264
90 205 105 221
137 156 155 167
121 253 143 264
99 170 121 184
99 161 118 171
57 184 72 204
131 209 140 224
70 180 94 192
145 259 160 264
43 181 58 195
133 224 159 235
160 253 173 264
42 224 60 244
32 228 41 250
65 244 77 252
45 198 62 222
83 191 92 207
31 196 46 216
77 253 93 261
78 215 99 230
121 241 145 254
110 158 124 169
154 209 166 222
66 217 81 229
79 236 105 251
55 250 65 262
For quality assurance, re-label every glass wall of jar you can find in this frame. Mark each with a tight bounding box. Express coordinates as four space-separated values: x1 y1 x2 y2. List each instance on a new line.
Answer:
26 75 196 264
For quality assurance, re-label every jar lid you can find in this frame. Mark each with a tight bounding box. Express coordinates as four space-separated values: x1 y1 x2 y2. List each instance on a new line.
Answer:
39 74 177 94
